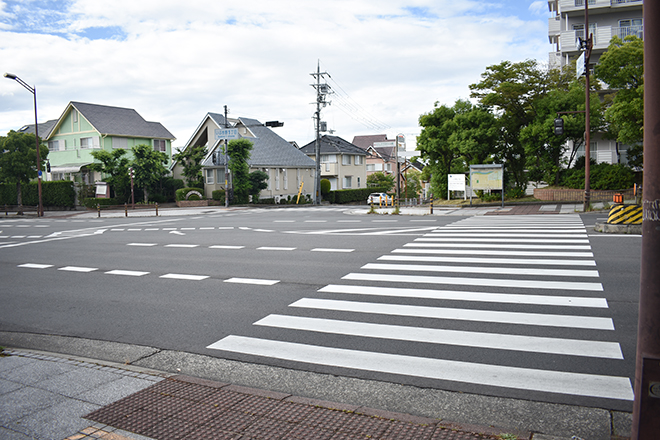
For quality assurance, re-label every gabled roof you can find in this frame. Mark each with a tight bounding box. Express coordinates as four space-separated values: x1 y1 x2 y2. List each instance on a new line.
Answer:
352 134 388 150
371 145 396 161
17 119 58 138
198 114 315 168
47 102 175 140
299 135 366 156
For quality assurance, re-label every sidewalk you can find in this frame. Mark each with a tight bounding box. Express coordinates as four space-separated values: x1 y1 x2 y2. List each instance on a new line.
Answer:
1 347 531 440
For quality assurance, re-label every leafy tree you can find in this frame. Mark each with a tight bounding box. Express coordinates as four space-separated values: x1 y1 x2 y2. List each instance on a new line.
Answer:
595 35 644 167
0 130 48 210
227 138 253 204
248 170 269 202
449 100 499 167
130 144 169 203
366 171 394 192
88 149 131 201
173 144 207 187
402 169 422 198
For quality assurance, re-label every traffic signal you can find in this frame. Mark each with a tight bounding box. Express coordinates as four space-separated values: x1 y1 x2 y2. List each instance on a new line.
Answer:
46 161 51 173
554 118 564 135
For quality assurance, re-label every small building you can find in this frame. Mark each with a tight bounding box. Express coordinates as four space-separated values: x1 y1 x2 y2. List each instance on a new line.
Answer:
40 101 175 183
173 113 316 202
299 135 367 191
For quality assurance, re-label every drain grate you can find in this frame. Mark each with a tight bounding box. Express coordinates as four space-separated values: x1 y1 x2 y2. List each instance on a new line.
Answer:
85 375 504 440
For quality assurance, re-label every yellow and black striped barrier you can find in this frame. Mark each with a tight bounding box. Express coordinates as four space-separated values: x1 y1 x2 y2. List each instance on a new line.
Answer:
607 204 642 225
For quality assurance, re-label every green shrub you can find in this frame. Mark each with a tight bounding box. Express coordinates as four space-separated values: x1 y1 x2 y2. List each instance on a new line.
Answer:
561 163 635 190
82 198 117 209
258 197 276 204
212 189 226 201
0 181 75 207
175 187 205 201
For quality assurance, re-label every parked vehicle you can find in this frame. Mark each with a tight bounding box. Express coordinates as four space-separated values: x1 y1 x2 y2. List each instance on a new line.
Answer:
367 192 392 205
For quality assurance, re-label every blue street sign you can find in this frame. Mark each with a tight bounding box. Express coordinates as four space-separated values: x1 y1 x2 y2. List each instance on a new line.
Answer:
215 128 239 140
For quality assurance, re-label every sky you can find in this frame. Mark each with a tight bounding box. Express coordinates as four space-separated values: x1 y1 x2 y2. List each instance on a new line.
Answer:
0 0 552 152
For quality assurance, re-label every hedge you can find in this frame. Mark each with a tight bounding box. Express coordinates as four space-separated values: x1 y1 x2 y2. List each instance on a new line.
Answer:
325 187 389 204
0 181 75 208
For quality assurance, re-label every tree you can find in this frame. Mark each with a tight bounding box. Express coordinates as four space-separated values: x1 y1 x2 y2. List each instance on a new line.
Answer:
366 171 394 192
88 149 131 201
173 144 207 187
0 130 48 210
448 100 499 167
248 170 269 202
595 35 644 167
130 144 169 203
402 169 422 198
227 138 253 204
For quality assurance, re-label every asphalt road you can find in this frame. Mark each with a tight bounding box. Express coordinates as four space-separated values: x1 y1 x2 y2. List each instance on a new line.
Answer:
0 207 641 413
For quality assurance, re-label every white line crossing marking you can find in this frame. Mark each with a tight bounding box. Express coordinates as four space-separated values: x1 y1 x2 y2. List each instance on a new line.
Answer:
290 298 614 330
424 233 588 238
343 272 604 291
378 254 597 267
311 248 355 253
207 336 633 401
110 229 125 232
416 237 590 244
318 284 609 308
362 263 600 278
405 243 592 250
127 243 158 247
255 315 623 359
160 273 209 281
199 227 215 230
18 263 53 269
224 277 280 286
257 247 296 251
165 244 199 248
393 248 595 258
105 270 149 277
58 266 98 273
209 245 245 249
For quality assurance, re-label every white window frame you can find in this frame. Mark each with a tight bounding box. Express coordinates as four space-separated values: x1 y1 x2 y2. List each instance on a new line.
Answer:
342 155 351 166
80 137 99 149
283 169 288 190
112 137 128 149
344 175 352 188
205 169 215 185
354 155 363 165
153 139 166 152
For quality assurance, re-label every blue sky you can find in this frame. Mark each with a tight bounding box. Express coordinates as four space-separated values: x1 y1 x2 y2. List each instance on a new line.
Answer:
1 0 552 150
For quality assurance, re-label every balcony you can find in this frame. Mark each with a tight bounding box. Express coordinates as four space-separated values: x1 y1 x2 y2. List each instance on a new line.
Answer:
548 16 561 36
559 0 642 13
320 162 338 177
558 25 641 54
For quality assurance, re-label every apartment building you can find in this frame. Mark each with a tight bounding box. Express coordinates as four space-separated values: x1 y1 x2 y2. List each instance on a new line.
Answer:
548 0 643 165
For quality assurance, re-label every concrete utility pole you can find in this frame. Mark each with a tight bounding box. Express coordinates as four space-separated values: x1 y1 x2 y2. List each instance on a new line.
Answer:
310 61 330 205
631 2 660 438
224 105 230 208
583 0 593 212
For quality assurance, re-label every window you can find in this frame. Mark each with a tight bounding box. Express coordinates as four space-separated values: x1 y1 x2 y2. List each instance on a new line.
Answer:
48 140 65 151
112 137 128 149
80 137 97 149
205 169 214 184
72 109 78 123
283 169 288 190
342 155 351 166
618 19 643 38
354 155 363 165
344 176 352 188
357 177 361 188
366 164 375 172
385 163 392 172
321 154 336 163
154 139 166 152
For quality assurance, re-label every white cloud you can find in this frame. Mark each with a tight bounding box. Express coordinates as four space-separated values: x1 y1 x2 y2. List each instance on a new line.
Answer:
1 0 552 151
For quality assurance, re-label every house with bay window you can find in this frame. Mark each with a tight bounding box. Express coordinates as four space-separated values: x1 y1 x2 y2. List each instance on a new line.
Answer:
41 101 175 183
299 135 367 191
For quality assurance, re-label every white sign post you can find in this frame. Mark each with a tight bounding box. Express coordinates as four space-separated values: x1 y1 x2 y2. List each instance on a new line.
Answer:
448 174 466 200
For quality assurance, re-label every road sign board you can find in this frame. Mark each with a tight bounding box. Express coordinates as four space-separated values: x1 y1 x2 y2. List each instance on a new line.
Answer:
215 128 239 140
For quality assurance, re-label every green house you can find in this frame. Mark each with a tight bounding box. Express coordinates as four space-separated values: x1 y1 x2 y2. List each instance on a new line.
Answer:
42 101 175 183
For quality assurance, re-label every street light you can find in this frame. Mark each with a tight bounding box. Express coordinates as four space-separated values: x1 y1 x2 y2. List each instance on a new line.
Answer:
4 72 44 217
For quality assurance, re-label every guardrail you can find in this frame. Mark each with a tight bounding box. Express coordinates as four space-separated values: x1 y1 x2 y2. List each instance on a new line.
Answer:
95 203 159 218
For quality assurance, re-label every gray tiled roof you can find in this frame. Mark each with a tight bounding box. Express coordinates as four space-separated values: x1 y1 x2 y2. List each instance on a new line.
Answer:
70 102 175 139
299 135 366 156
16 119 58 138
201 116 315 168
352 134 388 150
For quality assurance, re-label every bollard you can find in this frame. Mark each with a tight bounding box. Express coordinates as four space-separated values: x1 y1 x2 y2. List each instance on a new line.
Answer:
430 195 433 214
155 202 159 216
124 203 128 217
97 204 100 218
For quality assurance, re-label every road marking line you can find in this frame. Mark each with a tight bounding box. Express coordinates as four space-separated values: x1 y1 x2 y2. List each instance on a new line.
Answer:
394 248 595 258
424 233 588 238
406 243 592 250
257 247 296 251
362 263 600 278
378 254 596 266
417 237 590 244
18 263 53 269
343 272 603 291
58 266 98 273
318 284 609 308
127 243 158 247
224 277 280 285
160 273 209 281
209 245 245 249
105 270 149 277
311 248 355 253
110 229 125 232
290 298 613 330
255 315 623 359
207 336 633 401
165 244 199 248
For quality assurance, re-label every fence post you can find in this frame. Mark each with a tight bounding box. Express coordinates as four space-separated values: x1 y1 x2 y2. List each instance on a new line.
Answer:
124 203 128 217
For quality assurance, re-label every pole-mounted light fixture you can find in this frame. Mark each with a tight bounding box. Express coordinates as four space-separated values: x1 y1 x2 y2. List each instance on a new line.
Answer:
4 72 44 217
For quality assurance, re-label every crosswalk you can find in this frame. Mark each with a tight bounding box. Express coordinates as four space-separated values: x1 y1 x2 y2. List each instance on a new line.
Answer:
206 215 634 403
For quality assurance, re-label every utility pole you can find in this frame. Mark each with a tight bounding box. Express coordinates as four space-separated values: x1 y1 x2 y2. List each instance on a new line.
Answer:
582 0 593 212
631 1 660 437
224 105 230 208
310 61 331 205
